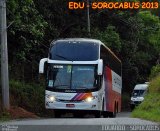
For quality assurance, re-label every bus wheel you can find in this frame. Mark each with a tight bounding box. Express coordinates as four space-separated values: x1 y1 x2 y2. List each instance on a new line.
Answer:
103 111 108 118
109 103 116 118
108 111 116 118
108 107 116 118
54 110 61 118
102 102 108 118
95 111 101 118
74 112 84 118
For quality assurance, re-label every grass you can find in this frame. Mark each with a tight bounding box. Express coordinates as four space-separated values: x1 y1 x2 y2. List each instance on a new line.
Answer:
0 111 11 122
131 75 160 122
0 79 48 119
0 79 56 120
9 80 45 113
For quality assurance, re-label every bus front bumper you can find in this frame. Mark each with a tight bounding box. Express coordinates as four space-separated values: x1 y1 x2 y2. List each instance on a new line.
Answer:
45 100 99 110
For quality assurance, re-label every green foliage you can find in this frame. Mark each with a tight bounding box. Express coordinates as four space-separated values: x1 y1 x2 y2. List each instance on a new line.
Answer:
132 75 160 122
138 11 160 51
9 80 46 115
129 11 160 83
7 0 49 82
122 92 130 111
150 65 160 79
92 25 121 54
149 74 160 93
7 0 48 61
0 111 11 122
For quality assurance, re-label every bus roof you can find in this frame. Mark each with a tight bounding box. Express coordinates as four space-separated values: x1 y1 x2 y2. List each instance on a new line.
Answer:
51 38 121 63
51 38 101 45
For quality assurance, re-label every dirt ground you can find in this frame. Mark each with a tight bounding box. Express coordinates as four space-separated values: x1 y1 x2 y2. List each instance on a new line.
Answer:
8 106 38 119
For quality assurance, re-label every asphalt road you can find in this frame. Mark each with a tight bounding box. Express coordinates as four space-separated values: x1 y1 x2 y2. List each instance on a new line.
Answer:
0 112 159 131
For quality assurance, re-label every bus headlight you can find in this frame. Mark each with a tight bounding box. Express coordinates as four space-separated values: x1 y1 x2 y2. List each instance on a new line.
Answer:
85 97 93 102
49 96 56 102
46 95 56 102
85 96 98 102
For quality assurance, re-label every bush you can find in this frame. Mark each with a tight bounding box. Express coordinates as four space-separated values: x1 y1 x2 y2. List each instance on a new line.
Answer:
122 92 130 111
0 80 55 118
132 75 160 122
9 80 46 116
149 65 160 79
149 74 160 93
0 111 10 121
0 94 2 113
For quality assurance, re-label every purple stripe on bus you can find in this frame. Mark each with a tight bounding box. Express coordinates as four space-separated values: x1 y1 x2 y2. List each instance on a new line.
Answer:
71 93 82 100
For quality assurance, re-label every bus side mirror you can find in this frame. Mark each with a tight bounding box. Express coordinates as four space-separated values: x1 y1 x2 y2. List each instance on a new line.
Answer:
39 58 48 73
98 59 103 75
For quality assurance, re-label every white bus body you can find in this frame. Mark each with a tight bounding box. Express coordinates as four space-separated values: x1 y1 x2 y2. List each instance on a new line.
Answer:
39 38 122 117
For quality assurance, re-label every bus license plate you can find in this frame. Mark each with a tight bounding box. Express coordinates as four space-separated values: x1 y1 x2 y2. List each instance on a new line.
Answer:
66 104 75 107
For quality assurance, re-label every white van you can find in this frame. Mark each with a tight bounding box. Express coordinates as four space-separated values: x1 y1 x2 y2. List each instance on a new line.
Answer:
130 83 148 110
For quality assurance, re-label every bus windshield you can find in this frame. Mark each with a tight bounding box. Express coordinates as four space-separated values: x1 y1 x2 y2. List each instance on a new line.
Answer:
47 64 98 90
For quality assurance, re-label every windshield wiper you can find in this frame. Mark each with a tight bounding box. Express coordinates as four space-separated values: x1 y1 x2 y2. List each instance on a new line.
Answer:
55 54 72 61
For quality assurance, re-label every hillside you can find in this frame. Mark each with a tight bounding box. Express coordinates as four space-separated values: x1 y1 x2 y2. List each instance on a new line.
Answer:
132 75 160 122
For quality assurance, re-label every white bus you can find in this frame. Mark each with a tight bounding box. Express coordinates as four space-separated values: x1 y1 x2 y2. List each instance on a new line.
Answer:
39 38 122 118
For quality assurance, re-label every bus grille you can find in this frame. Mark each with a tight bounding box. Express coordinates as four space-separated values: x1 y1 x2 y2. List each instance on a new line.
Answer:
58 99 83 103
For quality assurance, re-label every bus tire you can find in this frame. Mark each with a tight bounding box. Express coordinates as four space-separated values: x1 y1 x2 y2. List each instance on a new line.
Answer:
103 111 108 118
108 111 116 118
102 100 108 118
116 102 119 113
95 111 101 118
109 103 116 118
54 110 61 118
74 112 84 118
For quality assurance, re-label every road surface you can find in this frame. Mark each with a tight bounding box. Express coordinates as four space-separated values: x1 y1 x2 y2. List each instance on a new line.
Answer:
0 112 159 131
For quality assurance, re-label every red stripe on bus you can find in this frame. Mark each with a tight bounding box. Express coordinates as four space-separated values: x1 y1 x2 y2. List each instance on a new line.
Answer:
107 67 112 111
71 93 92 101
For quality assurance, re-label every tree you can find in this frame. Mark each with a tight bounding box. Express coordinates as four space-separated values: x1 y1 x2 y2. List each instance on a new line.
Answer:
7 0 48 81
